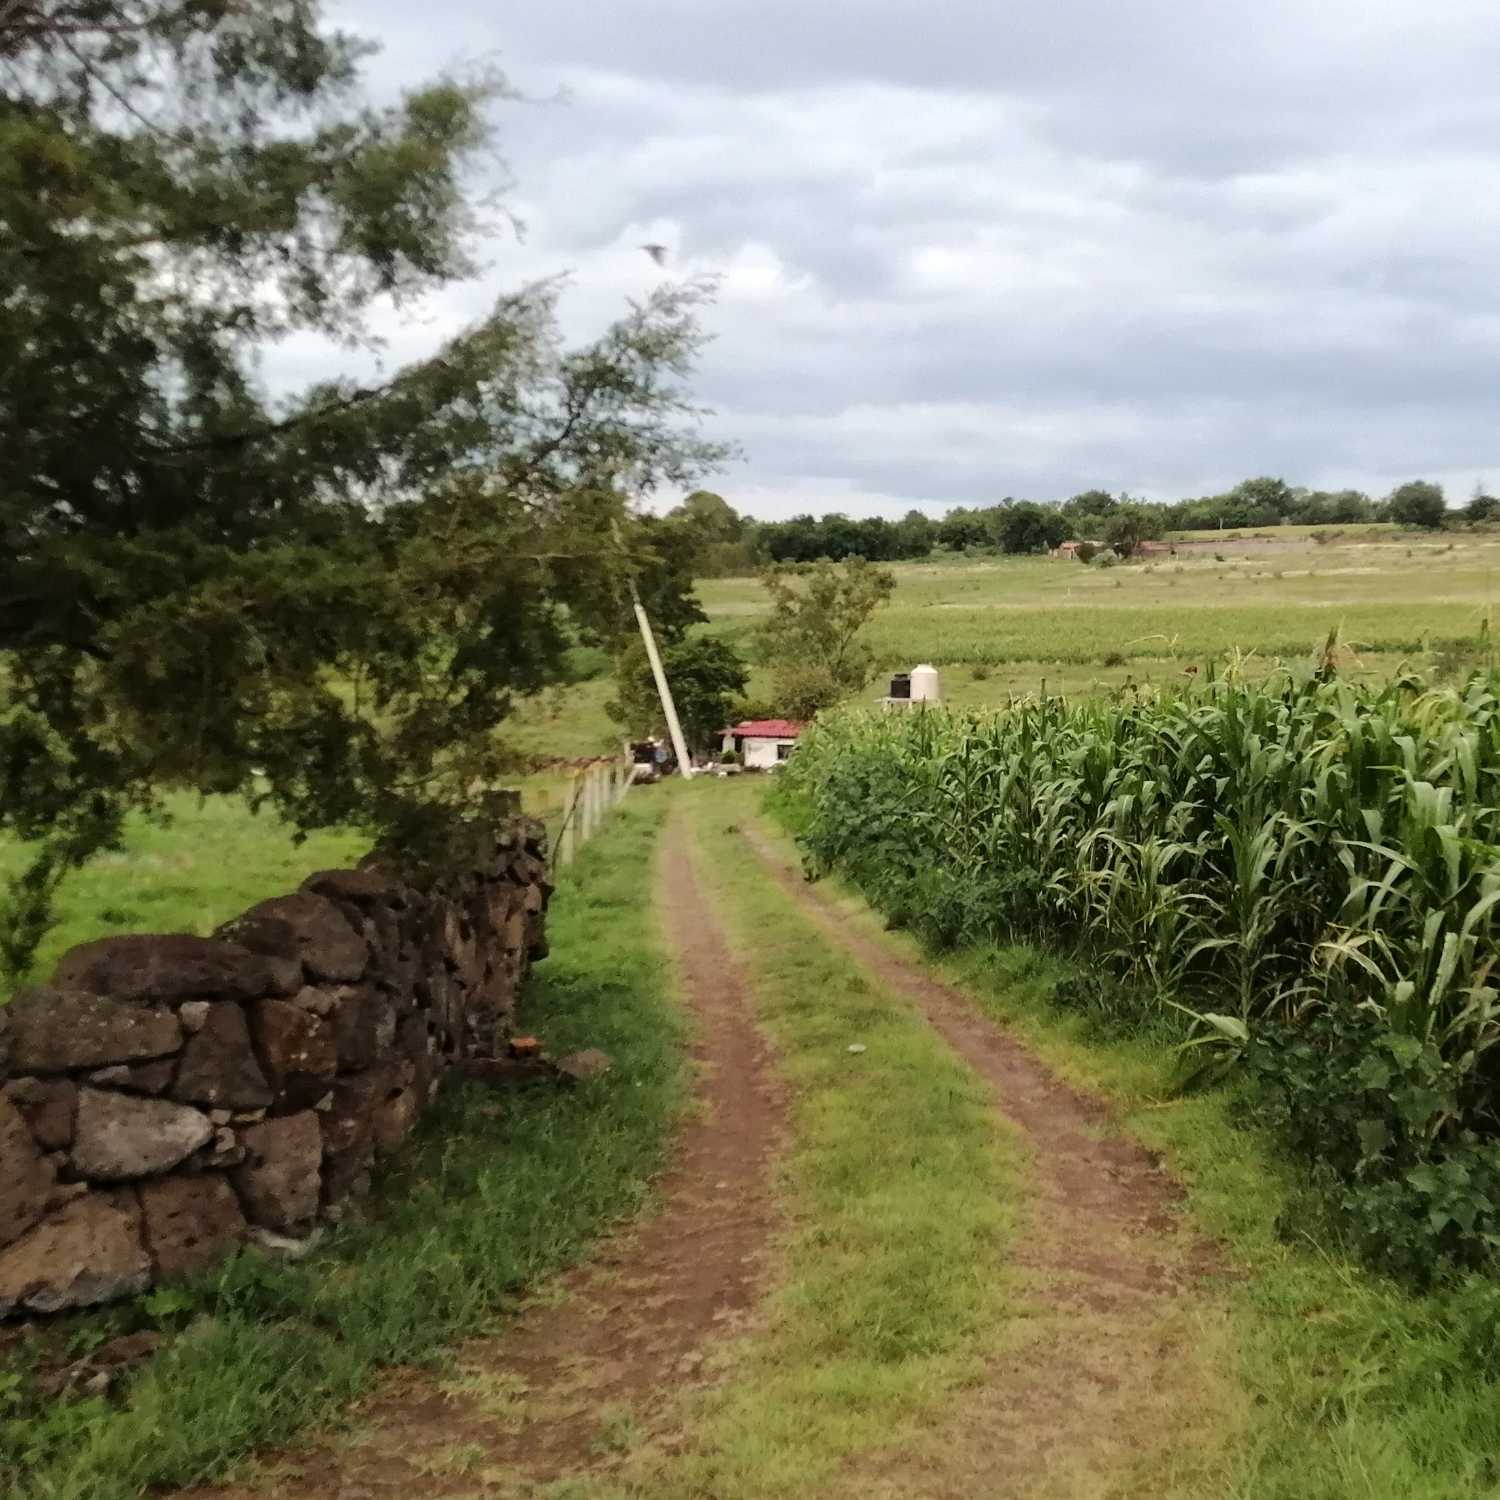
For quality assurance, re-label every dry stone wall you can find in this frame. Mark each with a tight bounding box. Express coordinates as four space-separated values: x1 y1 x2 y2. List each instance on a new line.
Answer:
0 818 550 1317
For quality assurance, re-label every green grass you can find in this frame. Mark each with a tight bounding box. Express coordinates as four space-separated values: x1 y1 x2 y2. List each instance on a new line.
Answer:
1 797 685 1500
593 779 1019 1499
0 794 368 996
698 537 1500 671
774 815 1500 1499
1164 522 1400 541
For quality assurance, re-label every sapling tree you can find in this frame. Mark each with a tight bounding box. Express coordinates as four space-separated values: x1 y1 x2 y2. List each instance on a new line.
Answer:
756 558 896 717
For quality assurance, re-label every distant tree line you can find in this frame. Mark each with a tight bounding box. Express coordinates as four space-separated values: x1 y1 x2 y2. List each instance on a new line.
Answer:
668 476 1497 572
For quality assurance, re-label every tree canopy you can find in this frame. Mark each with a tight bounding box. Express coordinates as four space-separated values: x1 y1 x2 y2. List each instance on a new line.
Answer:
608 636 748 754
1387 480 1447 529
0 2 724 967
756 559 895 718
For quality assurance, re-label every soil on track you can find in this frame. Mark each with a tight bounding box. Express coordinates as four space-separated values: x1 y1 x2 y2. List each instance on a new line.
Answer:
195 814 785 1500
740 822 1233 1499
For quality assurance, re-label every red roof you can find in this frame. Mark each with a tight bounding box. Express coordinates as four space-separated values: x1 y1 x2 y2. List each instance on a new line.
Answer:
728 719 805 739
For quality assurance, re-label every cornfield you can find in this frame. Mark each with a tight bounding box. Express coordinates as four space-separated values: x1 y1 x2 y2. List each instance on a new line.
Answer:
781 667 1500 1157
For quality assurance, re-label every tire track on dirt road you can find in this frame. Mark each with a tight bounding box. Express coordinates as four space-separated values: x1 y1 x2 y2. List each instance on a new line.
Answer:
197 813 786 1500
739 820 1236 1499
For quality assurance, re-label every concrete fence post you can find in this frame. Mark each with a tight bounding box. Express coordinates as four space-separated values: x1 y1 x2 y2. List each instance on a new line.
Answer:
560 773 579 867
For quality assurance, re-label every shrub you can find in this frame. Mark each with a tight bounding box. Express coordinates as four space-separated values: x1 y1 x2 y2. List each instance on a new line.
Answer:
1073 541 1100 564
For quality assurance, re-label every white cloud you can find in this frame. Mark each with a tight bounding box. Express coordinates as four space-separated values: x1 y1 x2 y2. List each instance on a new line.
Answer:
279 2 1500 516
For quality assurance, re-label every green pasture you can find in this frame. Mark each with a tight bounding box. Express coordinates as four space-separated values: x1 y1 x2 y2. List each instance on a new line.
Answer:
698 534 1500 672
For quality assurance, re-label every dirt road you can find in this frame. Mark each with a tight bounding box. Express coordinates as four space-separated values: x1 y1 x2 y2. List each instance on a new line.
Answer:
197 815 786 1498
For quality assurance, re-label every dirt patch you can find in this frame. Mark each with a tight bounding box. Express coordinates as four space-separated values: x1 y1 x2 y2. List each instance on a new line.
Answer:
192 815 785 1499
740 823 1235 1498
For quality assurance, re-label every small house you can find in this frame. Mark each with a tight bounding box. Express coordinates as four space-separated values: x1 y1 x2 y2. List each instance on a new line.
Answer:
722 718 805 770
1053 540 1083 559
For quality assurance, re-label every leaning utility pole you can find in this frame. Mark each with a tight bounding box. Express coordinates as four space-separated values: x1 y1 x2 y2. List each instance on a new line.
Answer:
630 584 693 778
613 520 693 778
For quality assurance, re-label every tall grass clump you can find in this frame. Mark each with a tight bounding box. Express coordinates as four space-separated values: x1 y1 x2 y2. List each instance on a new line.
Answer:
778 668 1500 1278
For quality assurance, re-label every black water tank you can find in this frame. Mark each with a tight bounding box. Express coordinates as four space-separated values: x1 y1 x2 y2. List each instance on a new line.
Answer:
889 672 911 700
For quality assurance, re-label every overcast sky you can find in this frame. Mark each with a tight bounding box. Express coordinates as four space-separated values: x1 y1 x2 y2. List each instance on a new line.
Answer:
300 1 1500 518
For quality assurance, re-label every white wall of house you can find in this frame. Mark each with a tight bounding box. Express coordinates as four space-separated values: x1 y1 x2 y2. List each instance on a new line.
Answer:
741 736 795 769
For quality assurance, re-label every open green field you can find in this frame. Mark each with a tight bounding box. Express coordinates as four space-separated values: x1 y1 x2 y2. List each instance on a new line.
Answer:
1163 522 1400 542
698 531 1500 673
496 530 1500 758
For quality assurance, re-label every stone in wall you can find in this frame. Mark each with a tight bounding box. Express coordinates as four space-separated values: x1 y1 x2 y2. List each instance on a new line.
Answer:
233 1112 322 1232
4 1077 77 1152
249 998 337 1108
171 1003 273 1110
138 1173 247 1278
88 1059 177 1094
6 989 180 1074
53 933 289 1003
224 892 368 983
318 1067 397 1204
0 1191 150 1316
71 1088 214 1180
1 1094 54 1249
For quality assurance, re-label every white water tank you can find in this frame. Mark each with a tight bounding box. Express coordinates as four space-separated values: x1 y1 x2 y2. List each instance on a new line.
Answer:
909 663 941 702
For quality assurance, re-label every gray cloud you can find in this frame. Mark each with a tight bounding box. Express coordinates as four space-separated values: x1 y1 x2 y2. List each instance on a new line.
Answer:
300 1 1500 514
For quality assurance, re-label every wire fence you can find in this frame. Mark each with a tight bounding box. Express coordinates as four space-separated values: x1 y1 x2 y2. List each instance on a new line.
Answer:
549 753 635 871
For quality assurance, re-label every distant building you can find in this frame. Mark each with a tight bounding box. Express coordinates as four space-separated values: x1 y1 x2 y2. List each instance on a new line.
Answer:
1053 539 1083 558
722 718 805 769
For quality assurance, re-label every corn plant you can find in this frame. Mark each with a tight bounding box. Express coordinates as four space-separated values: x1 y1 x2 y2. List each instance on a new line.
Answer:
779 667 1500 1149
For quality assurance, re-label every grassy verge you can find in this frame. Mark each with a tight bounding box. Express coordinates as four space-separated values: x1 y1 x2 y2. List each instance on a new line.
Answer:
597 780 1020 1498
766 801 1500 1499
2 797 684 1500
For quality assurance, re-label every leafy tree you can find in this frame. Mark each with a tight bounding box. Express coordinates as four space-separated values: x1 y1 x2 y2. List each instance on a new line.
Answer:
757 510 931 565
893 509 936 558
996 501 1069 555
1388 480 1448 529
1060 489 1119 529
757 559 895 717
936 507 990 552
672 492 763 577
0 2 724 975
1104 502 1165 558
676 491 743 542
607 636 747 755
1230 476 1296 519
1300 489 1374 525
1466 491 1500 524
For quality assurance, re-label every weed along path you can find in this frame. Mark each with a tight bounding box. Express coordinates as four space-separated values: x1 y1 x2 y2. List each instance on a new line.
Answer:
735 811 1238 1497
197 812 786 1500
